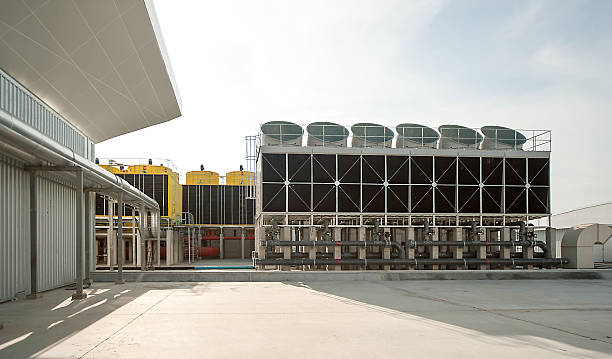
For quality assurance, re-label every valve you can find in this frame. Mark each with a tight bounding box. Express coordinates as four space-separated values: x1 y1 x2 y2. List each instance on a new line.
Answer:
373 219 383 241
321 219 331 241
267 219 280 241
384 231 391 246
470 221 483 241
423 221 434 240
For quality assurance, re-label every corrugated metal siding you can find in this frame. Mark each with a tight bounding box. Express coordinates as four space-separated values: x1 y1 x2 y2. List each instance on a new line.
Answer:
0 154 30 302
0 69 95 301
0 153 80 300
0 68 92 159
36 174 76 292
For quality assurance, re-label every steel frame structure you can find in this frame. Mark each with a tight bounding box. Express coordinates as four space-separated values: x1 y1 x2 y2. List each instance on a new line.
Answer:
256 146 550 229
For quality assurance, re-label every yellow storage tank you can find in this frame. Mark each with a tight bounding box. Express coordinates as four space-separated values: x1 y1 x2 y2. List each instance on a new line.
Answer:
96 162 182 222
128 165 171 174
167 171 182 222
186 171 219 185
226 171 255 186
98 164 127 174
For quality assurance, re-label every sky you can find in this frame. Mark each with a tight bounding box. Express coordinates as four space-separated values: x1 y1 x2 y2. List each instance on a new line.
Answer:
96 0 612 214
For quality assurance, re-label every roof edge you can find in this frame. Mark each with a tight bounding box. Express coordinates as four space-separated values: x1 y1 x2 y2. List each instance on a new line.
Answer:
144 0 182 112
553 201 612 217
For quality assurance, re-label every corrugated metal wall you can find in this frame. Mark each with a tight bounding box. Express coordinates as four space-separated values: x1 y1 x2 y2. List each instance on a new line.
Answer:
0 68 92 160
0 154 30 302
0 154 81 301
0 67 97 301
36 173 77 292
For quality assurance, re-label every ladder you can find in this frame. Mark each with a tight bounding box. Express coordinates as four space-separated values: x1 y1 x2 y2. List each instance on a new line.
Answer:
184 235 197 262
146 242 154 270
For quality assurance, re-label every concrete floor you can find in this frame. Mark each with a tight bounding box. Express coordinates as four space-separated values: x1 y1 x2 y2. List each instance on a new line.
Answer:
0 280 611 358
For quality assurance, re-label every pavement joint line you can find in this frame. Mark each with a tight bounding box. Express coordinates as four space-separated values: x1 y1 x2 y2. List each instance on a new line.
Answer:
299 285 537 348
77 288 174 359
481 308 612 346
376 282 612 346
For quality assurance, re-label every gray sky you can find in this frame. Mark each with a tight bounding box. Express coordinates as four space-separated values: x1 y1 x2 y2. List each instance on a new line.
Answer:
96 0 612 214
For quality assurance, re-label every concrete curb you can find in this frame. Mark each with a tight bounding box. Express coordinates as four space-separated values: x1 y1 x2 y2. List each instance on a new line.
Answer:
91 269 612 282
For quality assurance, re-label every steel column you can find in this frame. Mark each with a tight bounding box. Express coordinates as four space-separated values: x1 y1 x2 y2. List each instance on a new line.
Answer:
156 211 161 266
220 231 225 259
27 170 39 299
84 191 92 284
72 168 87 300
139 206 146 271
241 228 245 259
116 191 125 284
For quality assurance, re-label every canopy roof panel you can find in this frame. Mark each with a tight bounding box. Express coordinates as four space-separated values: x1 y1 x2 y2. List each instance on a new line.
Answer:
0 0 181 143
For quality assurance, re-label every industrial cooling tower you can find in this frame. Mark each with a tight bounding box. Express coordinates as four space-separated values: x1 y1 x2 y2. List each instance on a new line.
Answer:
306 122 349 147
260 121 303 146
438 125 483 149
350 123 394 148
480 125 527 150
396 123 439 148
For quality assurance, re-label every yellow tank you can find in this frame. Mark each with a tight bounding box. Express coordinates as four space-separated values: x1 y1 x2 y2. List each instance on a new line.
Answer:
98 164 126 174
167 172 182 222
186 171 219 185
225 171 255 186
128 165 171 174
98 162 182 223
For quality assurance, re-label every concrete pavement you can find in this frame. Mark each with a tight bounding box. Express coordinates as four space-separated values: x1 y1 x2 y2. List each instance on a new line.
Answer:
0 280 611 358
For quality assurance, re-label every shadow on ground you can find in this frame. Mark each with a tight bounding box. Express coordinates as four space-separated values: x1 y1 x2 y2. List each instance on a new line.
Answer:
289 279 612 356
0 282 198 359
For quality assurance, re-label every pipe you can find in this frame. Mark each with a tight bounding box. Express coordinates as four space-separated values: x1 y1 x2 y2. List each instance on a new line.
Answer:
265 239 547 259
422 251 546 259
264 240 406 259
255 258 568 267
408 240 546 248
534 241 548 256
0 109 159 210
199 236 255 240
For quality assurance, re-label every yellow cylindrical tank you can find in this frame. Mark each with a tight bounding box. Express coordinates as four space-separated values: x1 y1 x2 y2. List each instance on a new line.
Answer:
225 171 255 186
98 164 125 174
128 165 171 174
186 171 219 185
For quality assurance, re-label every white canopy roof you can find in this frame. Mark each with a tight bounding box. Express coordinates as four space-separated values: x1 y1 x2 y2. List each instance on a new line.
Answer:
0 0 181 143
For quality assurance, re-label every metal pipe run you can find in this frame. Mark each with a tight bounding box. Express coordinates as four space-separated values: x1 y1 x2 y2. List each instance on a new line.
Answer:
0 109 159 210
201 236 255 240
263 240 406 258
267 251 546 260
408 240 546 248
255 258 568 267
419 251 546 259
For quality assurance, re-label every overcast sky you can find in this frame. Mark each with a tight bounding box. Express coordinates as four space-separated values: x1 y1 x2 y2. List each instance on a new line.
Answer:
96 0 612 214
